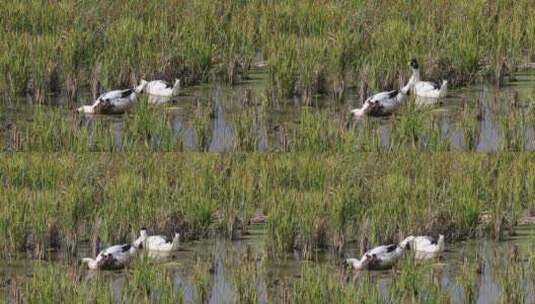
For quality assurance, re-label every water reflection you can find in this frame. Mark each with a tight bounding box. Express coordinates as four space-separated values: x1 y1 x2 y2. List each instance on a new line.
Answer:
414 251 441 260
209 93 234 152
476 92 501 152
148 95 174 105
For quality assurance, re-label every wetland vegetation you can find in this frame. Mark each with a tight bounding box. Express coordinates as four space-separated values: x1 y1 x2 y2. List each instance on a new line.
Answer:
3 0 535 303
2 0 535 103
2 153 535 302
1 153 535 256
2 1 535 153
3 80 535 153
8 239 535 303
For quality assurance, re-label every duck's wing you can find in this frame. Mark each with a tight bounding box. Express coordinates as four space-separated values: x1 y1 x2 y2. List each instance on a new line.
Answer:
365 244 402 268
429 236 440 245
387 90 400 99
99 89 134 101
120 244 132 252
98 90 121 101
370 90 397 103
99 244 126 257
366 244 397 256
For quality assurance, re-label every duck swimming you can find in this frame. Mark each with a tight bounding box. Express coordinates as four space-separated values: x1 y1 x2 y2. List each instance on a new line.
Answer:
350 76 415 117
141 79 181 98
409 59 448 99
82 242 140 270
407 234 445 254
135 228 180 252
346 236 414 270
77 81 147 114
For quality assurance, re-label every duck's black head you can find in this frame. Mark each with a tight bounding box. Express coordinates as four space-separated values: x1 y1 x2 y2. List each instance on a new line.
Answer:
409 58 419 69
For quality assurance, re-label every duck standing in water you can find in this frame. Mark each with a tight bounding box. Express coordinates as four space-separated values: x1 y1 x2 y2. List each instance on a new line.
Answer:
346 236 415 270
409 59 448 99
135 228 181 252
82 242 140 270
77 81 148 115
350 76 416 117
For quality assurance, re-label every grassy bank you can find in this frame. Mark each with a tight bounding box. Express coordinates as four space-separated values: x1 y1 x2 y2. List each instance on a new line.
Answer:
1 1 535 102
0 153 534 257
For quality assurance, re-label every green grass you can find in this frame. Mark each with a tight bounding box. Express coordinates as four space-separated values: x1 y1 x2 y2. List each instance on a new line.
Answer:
16 259 182 303
3 2 535 302
0 153 534 256
11 245 535 303
9 97 184 152
2 1 535 101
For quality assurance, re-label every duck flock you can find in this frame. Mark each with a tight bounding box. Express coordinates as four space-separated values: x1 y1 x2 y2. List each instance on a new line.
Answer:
77 79 181 114
80 58 449 271
77 59 447 116
82 228 180 270
82 227 445 272
350 59 448 117
346 234 445 271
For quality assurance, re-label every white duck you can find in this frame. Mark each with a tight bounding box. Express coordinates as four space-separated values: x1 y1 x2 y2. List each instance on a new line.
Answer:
346 236 414 270
77 81 147 114
142 79 181 98
350 76 415 117
82 243 139 270
409 59 448 99
408 234 445 254
135 228 180 252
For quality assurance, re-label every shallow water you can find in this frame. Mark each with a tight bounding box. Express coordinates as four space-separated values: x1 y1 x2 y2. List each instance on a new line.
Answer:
2 70 535 151
2 224 535 303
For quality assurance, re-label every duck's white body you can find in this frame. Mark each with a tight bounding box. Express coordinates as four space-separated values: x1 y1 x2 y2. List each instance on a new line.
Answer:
410 59 448 99
77 82 147 115
82 243 138 270
413 81 448 99
350 77 415 117
410 235 445 254
143 235 180 252
143 79 181 98
346 237 414 270
136 229 180 252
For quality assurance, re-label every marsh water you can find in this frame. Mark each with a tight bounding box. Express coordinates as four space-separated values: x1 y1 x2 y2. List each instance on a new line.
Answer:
2 224 535 303
2 69 535 151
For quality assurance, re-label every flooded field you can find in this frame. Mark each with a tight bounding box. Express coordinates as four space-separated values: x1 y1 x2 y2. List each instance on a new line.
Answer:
2 71 535 301
1 153 534 302
2 69 535 152
3 1 535 303
2 224 535 303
